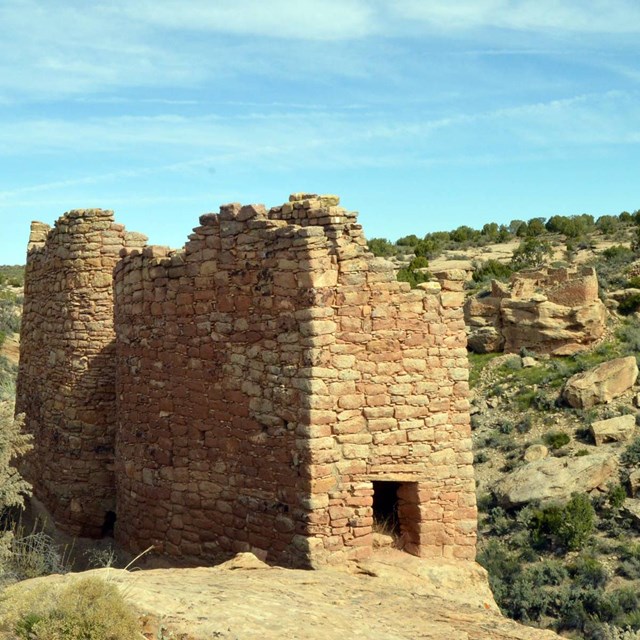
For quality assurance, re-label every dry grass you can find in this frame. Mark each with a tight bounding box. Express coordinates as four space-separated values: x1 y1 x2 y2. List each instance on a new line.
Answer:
0 575 143 640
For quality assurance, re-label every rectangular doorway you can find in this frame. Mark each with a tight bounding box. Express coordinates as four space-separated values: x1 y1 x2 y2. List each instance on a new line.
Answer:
371 480 420 554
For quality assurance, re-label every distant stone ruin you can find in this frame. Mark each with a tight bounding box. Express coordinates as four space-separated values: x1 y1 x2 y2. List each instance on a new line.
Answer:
16 194 476 567
465 266 607 355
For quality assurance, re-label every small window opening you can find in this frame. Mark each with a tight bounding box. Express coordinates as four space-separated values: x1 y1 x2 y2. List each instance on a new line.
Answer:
372 480 401 537
101 510 117 537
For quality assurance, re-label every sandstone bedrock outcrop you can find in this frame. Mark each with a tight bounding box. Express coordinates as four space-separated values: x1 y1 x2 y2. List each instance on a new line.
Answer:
465 266 607 355
2 552 560 640
16 194 476 569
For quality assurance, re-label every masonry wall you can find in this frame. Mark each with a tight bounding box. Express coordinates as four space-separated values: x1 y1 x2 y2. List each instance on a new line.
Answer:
16 210 146 536
113 195 476 566
17 195 476 567
310 263 476 562
113 202 328 566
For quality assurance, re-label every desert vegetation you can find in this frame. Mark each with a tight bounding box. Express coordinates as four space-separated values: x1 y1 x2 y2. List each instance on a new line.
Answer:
469 320 640 637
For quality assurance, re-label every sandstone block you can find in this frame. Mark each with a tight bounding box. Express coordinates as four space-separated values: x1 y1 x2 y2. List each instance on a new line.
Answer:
494 451 618 508
523 444 548 463
562 356 638 408
590 414 636 446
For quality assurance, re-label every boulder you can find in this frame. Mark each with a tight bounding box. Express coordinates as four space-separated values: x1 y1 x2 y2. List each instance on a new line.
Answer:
521 356 537 368
523 444 548 463
467 327 504 353
551 343 587 356
590 414 636 446
493 451 618 508
629 469 640 498
463 295 501 329
622 499 640 531
562 356 638 409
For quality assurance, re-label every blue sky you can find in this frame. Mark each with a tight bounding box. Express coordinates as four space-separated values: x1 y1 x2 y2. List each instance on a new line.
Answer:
1 0 639 265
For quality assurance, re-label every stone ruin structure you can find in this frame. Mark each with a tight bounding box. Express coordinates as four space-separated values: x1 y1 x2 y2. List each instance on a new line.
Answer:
464 265 607 356
16 194 476 568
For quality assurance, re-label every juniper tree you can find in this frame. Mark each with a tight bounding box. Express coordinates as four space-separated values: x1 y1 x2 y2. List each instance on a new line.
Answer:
0 402 32 566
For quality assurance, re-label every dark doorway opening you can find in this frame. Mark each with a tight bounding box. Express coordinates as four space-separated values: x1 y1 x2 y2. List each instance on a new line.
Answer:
101 510 116 537
372 480 401 537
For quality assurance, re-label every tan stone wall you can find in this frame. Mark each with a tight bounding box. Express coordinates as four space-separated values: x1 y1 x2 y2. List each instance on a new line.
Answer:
293 237 476 563
113 202 325 566
16 210 146 536
17 195 476 566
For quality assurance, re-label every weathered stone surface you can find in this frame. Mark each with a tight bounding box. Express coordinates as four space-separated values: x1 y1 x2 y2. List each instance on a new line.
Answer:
464 266 607 354
493 451 618 508
590 414 637 446
629 469 640 498
17 194 476 569
467 326 504 353
2 553 560 640
562 356 639 409
622 498 640 530
523 444 548 463
15 209 147 537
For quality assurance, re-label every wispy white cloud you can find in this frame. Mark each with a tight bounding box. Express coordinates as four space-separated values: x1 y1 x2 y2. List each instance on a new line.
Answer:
0 91 637 183
1 0 638 101
123 0 376 40
394 0 640 34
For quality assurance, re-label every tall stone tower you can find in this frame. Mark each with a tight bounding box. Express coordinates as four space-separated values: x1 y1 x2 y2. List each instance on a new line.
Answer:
16 209 146 536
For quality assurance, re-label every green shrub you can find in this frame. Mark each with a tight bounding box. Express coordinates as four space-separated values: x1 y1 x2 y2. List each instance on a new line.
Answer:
511 237 552 270
527 504 564 548
621 437 640 468
611 587 639 614
367 237 395 257
526 494 595 551
617 542 640 580
569 554 609 589
487 507 514 536
607 484 627 510
0 404 32 581
472 259 513 283
543 430 570 449
0 266 25 288
476 493 495 513
397 256 431 288
561 494 596 550
0 357 18 402
618 293 640 315
603 245 634 261
0 576 141 639
591 245 636 292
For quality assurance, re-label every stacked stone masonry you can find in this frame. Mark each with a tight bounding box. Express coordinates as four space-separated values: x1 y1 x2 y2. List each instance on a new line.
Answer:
17 194 476 567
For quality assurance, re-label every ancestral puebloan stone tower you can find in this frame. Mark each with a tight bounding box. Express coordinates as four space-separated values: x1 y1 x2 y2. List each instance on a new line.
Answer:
17 194 477 567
